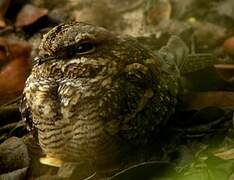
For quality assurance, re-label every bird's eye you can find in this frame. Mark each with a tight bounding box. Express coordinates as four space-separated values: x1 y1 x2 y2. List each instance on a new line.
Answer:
77 42 95 54
67 42 96 56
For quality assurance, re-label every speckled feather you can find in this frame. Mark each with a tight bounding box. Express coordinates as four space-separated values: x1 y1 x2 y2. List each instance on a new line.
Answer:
20 22 180 166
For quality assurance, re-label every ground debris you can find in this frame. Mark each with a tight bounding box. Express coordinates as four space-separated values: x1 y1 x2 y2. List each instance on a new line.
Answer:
0 0 11 28
16 4 48 28
0 137 29 174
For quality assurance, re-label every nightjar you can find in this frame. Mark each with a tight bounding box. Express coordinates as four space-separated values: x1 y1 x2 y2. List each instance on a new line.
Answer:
20 22 210 168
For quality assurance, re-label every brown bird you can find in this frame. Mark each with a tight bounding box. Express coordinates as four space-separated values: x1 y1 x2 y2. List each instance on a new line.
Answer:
20 22 212 170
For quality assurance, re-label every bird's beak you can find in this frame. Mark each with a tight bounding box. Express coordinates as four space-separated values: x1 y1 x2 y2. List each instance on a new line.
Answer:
32 55 54 66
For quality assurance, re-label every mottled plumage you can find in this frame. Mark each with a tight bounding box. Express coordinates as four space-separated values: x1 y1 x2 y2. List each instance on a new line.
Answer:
20 22 192 168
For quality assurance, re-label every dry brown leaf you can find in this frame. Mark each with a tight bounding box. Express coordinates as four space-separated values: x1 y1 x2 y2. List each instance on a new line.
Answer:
214 148 234 160
145 0 172 25
214 64 234 81
0 38 31 104
0 0 11 28
0 17 6 28
0 37 32 60
183 91 234 109
15 4 48 28
0 58 30 104
223 37 234 57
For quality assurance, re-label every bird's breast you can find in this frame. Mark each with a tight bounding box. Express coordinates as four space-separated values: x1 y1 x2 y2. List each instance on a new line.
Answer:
24 76 120 164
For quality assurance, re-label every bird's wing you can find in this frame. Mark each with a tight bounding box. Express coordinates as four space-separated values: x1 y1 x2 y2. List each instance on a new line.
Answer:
19 93 37 138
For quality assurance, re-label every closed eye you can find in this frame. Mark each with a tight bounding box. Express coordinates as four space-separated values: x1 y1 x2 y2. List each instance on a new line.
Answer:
66 42 96 57
77 42 95 54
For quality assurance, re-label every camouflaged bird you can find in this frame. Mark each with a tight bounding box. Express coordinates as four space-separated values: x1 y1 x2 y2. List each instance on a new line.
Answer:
20 22 213 168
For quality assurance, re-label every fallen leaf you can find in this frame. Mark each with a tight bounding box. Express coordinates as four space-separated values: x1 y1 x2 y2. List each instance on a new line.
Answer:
0 137 29 174
0 58 30 104
0 167 28 180
15 4 48 28
0 0 11 28
108 0 145 13
0 17 6 28
214 148 234 160
0 37 32 59
0 38 31 104
145 0 172 25
192 21 227 49
214 64 234 81
212 0 234 20
223 37 234 57
183 91 234 109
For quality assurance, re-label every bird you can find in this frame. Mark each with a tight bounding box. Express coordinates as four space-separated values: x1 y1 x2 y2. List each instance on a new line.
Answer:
20 21 212 171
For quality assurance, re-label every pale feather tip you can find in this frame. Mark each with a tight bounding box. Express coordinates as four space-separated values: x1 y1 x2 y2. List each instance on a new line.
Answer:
40 156 64 167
